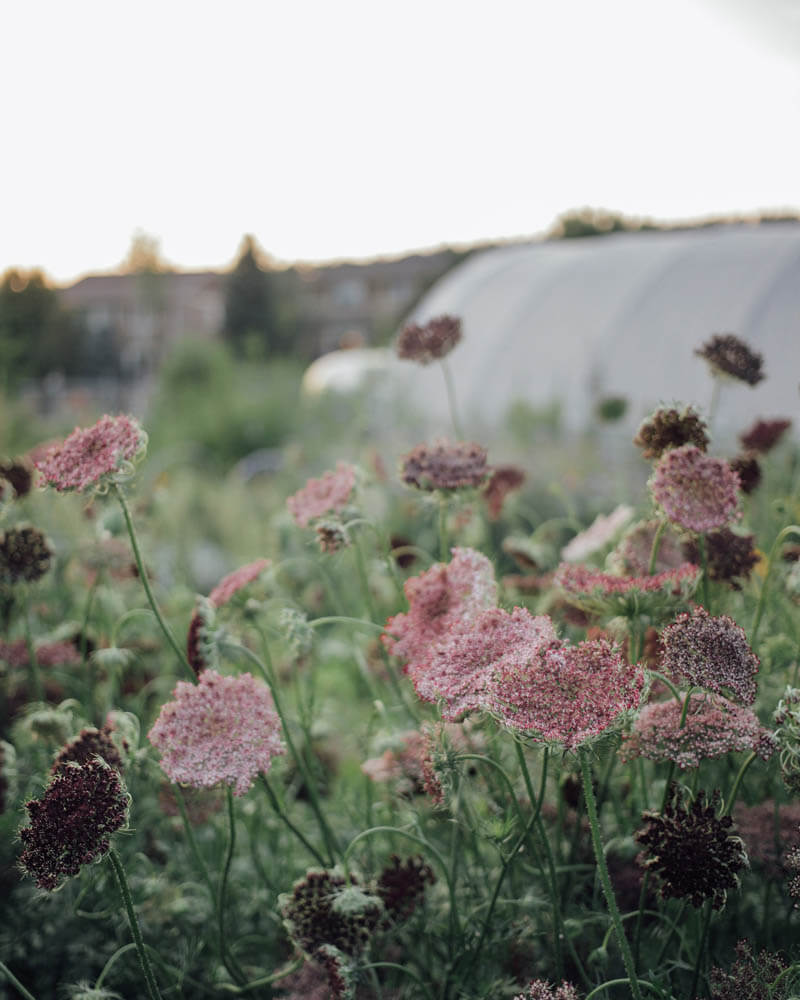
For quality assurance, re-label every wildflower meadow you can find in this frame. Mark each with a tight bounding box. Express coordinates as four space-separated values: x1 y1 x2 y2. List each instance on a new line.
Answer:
2 322 800 1000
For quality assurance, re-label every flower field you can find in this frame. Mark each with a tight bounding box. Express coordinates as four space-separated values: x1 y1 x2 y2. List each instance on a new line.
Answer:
1 325 799 999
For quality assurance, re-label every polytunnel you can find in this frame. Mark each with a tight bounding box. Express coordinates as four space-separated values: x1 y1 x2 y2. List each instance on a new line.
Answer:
386 222 800 444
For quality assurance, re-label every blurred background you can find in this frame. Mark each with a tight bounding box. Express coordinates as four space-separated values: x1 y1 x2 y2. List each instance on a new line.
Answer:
1 0 798 480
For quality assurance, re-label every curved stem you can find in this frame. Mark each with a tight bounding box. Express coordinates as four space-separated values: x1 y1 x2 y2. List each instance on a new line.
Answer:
218 788 248 987
647 519 668 576
579 747 643 1000
0 961 38 1000
107 847 163 1000
724 750 757 816
584 978 669 999
751 524 800 645
113 484 194 680
260 774 327 866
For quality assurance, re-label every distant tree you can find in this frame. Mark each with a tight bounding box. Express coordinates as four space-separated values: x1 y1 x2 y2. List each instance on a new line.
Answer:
122 231 169 274
223 235 283 358
0 270 85 387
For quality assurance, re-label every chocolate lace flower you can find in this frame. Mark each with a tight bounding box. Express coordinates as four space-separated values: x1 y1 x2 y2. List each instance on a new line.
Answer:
560 504 634 563
636 786 748 909
707 940 789 1000
382 547 497 680
650 445 741 533
148 670 285 796
287 462 356 528
620 692 775 770
729 453 762 494
52 725 124 775
0 525 53 583
695 333 765 386
634 405 709 459
376 855 436 922
483 464 526 520
740 418 792 454
395 314 462 364
400 440 489 491
19 758 130 890
35 414 147 494
682 528 758 589
554 561 700 620
0 458 33 498
660 607 759 705
610 519 687 576
486 636 645 749
514 982 579 1000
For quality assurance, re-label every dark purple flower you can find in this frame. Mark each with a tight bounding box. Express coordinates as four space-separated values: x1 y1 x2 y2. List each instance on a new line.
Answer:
695 334 765 386
395 315 462 364
634 405 709 459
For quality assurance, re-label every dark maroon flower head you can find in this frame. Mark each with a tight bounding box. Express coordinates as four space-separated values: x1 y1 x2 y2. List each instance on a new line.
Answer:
0 525 53 584
660 607 759 705
634 405 709 459
739 418 792 454
376 854 436 923
729 453 762 494
19 758 129 890
0 458 33 498
483 464 526 520
695 333 765 386
395 314 462 364
706 940 789 1000
683 528 759 589
400 440 489 491
636 785 747 910
51 726 124 776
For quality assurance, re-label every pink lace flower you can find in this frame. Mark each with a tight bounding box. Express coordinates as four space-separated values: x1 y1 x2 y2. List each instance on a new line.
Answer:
35 414 147 494
148 670 285 796
414 607 558 722
287 462 356 528
208 558 270 607
660 607 759 705
554 561 700 619
621 692 776 769
649 445 741 534
382 548 497 679
560 504 634 562
485 637 645 749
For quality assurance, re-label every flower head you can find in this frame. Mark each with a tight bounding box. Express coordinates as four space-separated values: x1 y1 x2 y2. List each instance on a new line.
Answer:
740 418 792 454
636 785 748 909
148 670 285 796
400 440 489 491
376 855 436 923
382 547 497 679
0 524 53 583
621 692 775 770
482 464 526 520
19 758 129 890
682 528 758 589
486 636 645 749
696 333 765 386
395 314 462 364
660 607 759 705
707 940 790 1000
208 558 269 607
0 458 33 498
610 519 687 576
186 597 219 676
560 504 635 563
554 561 700 620
729 453 762 494
634 405 709 459
35 414 147 494
287 462 356 528
650 445 740 533
514 982 580 1000
52 725 125 775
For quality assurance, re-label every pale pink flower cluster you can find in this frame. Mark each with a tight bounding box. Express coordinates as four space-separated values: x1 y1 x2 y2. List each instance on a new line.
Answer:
649 444 741 534
560 504 634 563
513 979 579 1000
287 462 356 528
485 636 645 749
35 414 147 494
554 561 700 619
208 558 270 607
621 692 776 769
382 548 497 681
660 607 759 705
148 670 285 796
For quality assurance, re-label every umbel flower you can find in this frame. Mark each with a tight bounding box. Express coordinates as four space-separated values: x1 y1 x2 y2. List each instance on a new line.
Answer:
35 414 147 494
650 444 740 533
287 462 356 528
18 758 130 890
636 785 748 910
695 333 765 386
52 725 125 775
513 982 579 1000
148 670 285 796
682 527 759 589
610 518 687 577
383 547 497 681
376 854 436 923
0 524 53 583
620 692 776 770
634 405 709 459
560 504 634 563
706 940 790 1000
729 453 762 494
660 607 759 705
208 558 269 607
400 440 489 491
0 457 33 498
482 464 526 520
554 561 700 620
740 417 792 454
395 314 462 364
772 687 800 794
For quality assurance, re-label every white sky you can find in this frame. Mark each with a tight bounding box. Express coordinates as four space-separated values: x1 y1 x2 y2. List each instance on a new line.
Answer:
2 0 799 285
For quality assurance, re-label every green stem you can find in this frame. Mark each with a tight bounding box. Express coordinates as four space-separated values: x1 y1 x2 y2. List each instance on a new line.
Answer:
584 979 668 999
440 357 463 439
113 484 194 680
260 773 327 866
23 602 43 702
437 494 449 563
724 750 757 815
0 961 38 1000
107 847 163 1000
697 533 710 611
218 788 248 987
360 962 436 1000
751 525 800 646
579 747 643 1000
308 615 385 633
173 785 216 899
647 519 668 576
689 900 713 998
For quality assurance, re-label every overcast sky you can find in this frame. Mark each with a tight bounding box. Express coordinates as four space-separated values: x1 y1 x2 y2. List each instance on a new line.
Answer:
3 0 798 284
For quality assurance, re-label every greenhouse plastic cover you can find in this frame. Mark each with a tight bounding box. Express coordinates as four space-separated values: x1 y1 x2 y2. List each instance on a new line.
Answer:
383 222 800 441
